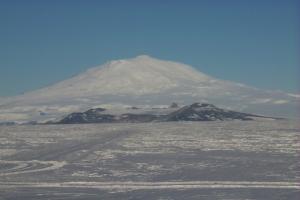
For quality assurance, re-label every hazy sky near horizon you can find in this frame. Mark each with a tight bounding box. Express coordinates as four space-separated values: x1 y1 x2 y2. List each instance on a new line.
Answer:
0 0 299 96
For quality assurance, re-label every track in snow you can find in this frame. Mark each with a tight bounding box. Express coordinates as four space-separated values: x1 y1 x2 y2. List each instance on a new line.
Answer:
2 181 299 190
0 160 66 176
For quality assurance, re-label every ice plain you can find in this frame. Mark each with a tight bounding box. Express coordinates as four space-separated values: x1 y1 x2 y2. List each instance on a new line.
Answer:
0 120 299 199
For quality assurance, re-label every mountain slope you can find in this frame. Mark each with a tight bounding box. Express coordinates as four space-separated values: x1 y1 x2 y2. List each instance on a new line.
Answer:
17 55 214 98
0 55 299 123
163 103 259 121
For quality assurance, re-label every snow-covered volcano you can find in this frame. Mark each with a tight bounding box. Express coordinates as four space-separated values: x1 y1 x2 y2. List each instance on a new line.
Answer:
0 55 299 123
26 55 214 97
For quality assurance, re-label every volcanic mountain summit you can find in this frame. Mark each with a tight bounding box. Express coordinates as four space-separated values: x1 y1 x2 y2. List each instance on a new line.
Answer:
0 55 299 123
23 55 215 97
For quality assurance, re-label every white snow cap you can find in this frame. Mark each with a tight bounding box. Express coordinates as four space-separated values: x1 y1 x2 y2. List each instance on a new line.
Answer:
30 55 213 96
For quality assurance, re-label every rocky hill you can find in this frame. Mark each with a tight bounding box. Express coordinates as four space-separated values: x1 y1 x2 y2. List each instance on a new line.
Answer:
57 103 274 124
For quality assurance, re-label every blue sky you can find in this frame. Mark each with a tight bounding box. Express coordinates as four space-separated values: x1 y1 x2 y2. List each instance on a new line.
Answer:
0 0 299 96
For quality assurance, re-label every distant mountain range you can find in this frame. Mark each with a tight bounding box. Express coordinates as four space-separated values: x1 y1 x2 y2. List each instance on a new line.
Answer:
0 55 299 123
55 103 277 124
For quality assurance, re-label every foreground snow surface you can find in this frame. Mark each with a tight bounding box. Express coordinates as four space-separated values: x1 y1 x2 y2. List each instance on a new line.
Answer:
0 120 299 199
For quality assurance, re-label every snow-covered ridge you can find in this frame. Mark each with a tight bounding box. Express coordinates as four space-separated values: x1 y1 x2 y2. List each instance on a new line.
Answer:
0 55 299 123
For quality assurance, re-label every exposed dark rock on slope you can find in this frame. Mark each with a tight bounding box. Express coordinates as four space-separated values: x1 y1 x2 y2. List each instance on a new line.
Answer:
163 103 256 121
58 108 114 124
169 102 179 108
56 103 274 124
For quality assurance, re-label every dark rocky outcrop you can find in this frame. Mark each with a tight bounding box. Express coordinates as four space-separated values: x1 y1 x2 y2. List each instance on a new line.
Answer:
56 103 273 124
169 102 179 108
58 112 115 124
57 108 115 124
163 103 255 121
